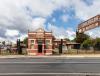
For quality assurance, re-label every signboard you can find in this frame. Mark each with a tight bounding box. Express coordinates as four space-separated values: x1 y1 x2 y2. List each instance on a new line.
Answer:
78 15 100 33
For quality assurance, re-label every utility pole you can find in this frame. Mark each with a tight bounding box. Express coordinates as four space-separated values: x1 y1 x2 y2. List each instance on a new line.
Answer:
17 39 22 54
59 39 63 54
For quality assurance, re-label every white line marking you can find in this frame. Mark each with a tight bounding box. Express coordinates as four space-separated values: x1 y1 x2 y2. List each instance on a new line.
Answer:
0 62 100 64
0 73 100 75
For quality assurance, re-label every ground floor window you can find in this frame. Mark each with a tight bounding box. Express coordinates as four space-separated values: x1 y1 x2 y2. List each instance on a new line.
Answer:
45 40 50 49
31 40 35 44
30 40 34 49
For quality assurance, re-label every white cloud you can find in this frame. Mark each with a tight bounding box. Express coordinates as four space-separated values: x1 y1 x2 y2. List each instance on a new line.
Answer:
5 29 19 37
72 0 100 38
48 23 76 40
0 0 71 42
0 0 99 43
29 17 46 31
72 0 100 20
66 28 76 40
0 37 6 42
20 34 27 41
61 14 69 22
85 27 100 38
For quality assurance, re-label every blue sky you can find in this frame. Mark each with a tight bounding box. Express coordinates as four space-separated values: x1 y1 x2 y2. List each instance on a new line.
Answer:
0 0 100 42
46 8 81 31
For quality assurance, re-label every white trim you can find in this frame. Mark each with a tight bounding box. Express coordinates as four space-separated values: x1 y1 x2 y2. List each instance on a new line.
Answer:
45 53 52 55
28 53 36 55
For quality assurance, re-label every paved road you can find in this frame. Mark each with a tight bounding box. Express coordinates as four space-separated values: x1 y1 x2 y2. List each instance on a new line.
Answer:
0 57 100 76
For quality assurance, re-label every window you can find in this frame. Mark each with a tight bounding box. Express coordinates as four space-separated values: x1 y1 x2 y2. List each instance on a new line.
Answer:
31 40 34 44
45 40 50 49
30 40 34 49
45 40 50 45
31 44 34 49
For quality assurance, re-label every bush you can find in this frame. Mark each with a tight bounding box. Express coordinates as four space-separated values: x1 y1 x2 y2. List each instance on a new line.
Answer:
81 39 93 50
93 38 100 50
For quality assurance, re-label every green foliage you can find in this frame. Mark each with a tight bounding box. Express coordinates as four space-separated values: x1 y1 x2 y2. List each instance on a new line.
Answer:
2 41 5 45
93 38 100 50
81 38 100 50
81 38 93 49
72 38 76 42
23 37 28 47
75 32 89 43
64 38 70 41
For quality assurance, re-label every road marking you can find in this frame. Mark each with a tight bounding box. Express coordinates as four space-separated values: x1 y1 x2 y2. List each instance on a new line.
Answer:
0 73 100 75
0 62 100 64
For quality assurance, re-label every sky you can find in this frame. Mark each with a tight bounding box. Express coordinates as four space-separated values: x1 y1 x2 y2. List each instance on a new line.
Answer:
0 0 100 43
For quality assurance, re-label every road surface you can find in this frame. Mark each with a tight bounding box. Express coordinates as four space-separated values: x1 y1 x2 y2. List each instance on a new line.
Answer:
0 57 100 76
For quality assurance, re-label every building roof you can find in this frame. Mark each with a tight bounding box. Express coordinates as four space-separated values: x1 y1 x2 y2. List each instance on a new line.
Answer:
28 28 52 33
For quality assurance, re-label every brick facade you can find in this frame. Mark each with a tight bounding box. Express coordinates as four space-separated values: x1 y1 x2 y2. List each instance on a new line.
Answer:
27 28 54 55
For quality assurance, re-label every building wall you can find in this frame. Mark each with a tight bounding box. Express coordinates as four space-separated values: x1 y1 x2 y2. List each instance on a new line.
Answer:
27 28 53 55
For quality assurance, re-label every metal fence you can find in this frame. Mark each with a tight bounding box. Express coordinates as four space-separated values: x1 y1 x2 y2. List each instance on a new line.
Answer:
0 48 27 55
53 48 100 55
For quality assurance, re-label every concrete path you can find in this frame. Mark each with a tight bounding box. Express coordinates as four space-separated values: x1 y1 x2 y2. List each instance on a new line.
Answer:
0 54 100 58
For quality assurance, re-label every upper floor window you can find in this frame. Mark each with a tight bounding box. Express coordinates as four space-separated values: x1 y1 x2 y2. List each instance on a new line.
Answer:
31 40 34 44
45 40 50 45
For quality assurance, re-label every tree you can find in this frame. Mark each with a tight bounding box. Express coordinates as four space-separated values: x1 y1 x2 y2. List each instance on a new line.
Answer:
64 38 70 41
81 38 93 49
23 37 28 47
2 41 5 46
93 38 100 50
75 32 89 44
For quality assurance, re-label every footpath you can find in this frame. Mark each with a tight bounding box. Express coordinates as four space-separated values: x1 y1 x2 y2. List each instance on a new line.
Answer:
0 54 100 58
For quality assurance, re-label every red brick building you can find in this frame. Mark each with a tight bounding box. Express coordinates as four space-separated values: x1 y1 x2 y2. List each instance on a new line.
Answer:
27 28 54 55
